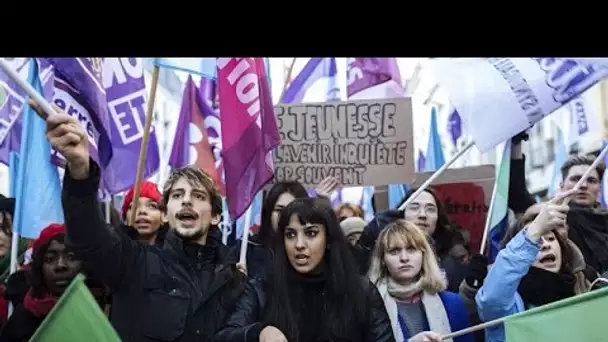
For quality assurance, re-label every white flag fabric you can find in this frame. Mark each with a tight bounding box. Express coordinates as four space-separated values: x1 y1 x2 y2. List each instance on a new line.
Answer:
429 58 608 152
568 92 600 143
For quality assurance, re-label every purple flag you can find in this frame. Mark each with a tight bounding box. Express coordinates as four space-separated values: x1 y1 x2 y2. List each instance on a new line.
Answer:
447 110 462 146
102 58 160 193
198 77 224 190
347 58 403 98
417 150 426 172
169 76 221 193
168 79 192 168
51 76 108 167
44 58 160 194
282 58 340 103
0 58 54 164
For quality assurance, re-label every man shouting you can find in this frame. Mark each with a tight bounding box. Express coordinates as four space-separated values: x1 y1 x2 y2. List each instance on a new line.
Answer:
40 102 246 342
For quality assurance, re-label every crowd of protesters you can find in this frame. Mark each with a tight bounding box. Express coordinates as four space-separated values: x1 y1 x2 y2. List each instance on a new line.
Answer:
0 106 605 342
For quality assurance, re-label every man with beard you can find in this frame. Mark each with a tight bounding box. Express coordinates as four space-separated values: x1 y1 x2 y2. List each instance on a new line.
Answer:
40 103 246 342
558 155 608 275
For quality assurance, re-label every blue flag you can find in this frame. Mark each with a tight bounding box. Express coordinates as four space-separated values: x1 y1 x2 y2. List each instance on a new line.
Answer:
487 142 511 262
8 151 19 197
12 60 64 239
424 107 446 171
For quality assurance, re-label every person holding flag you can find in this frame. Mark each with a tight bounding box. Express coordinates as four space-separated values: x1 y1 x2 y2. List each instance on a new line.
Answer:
37 102 247 341
475 189 584 342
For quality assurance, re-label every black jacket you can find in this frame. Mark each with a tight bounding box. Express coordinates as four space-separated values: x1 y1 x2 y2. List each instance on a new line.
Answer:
1 303 43 341
214 278 395 342
61 160 246 342
228 235 270 280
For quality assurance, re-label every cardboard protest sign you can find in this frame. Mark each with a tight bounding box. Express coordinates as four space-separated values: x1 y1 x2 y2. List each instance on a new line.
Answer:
412 165 495 252
273 97 414 188
430 58 608 152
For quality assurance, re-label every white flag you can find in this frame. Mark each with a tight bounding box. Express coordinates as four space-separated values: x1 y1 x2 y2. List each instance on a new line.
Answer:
429 58 608 152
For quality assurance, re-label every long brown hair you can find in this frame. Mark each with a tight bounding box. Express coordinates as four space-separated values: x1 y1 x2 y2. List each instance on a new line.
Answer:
501 207 575 274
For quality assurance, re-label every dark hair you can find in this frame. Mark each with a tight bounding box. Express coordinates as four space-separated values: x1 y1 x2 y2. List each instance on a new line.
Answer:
0 211 12 237
501 211 574 274
561 154 605 181
264 198 366 341
258 181 308 244
162 165 222 217
398 187 464 257
28 234 77 297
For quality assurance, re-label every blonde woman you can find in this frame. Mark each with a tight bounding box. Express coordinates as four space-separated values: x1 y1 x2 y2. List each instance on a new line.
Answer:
369 220 473 342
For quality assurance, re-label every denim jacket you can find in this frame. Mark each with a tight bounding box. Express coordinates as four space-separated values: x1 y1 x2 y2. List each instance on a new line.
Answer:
475 229 541 342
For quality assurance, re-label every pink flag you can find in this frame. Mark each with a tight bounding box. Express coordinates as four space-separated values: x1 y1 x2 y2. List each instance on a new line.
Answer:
217 58 280 219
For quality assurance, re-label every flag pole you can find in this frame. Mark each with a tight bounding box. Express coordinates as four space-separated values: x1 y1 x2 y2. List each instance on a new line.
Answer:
128 65 160 226
238 206 253 265
279 58 297 102
398 141 475 211
105 194 111 224
572 143 608 192
441 316 504 340
0 59 52 120
479 141 508 254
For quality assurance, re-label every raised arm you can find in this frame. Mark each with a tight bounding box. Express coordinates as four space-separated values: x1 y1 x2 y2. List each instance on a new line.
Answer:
508 137 536 214
41 104 142 290
62 159 143 289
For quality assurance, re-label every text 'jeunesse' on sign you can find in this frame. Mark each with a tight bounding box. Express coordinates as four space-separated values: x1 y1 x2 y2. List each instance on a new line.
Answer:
272 97 414 188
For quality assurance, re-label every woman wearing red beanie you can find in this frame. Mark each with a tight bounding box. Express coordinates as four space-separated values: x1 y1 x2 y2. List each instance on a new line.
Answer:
122 181 167 246
1 223 108 340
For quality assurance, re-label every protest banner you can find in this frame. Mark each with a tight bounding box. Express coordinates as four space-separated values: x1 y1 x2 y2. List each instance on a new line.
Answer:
430 58 608 152
273 97 414 188
411 165 495 252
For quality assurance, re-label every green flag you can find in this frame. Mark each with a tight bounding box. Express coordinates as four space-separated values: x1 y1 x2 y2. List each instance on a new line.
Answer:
29 273 120 342
504 286 608 341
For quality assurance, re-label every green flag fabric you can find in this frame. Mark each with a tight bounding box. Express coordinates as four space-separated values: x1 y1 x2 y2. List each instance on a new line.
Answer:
29 273 120 342
504 286 608 341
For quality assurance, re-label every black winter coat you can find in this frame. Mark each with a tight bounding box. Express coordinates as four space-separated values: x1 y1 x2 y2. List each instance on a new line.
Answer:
0 304 43 341
61 160 247 342
214 278 395 342
228 235 270 280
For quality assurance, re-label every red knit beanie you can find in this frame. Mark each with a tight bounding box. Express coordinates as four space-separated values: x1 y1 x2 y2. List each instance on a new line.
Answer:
32 224 65 255
122 181 162 216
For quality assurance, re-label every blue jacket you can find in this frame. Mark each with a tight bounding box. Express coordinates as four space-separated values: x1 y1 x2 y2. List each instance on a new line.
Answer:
475 229 541 342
